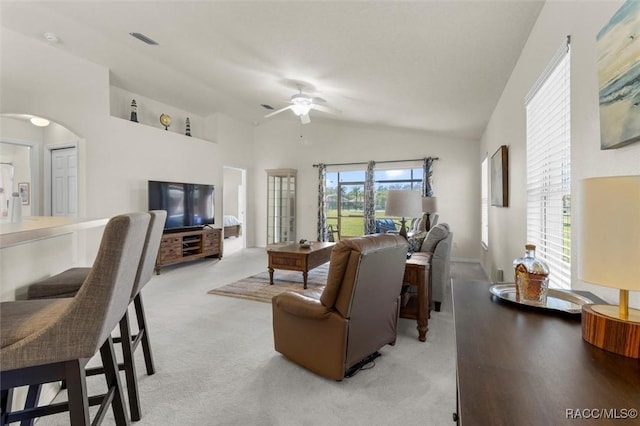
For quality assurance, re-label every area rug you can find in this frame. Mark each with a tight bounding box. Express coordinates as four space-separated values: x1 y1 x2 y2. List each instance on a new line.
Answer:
208 263 329 303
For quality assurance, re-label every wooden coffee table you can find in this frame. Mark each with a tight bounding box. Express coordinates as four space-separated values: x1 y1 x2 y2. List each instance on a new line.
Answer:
267 242 335 289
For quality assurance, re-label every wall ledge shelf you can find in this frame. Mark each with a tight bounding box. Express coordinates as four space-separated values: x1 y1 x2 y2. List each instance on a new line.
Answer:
108 85 216 144
109 115 216 144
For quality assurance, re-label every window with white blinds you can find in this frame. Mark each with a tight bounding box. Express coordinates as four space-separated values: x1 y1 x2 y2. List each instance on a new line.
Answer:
525 39 571 289
481 156 489 249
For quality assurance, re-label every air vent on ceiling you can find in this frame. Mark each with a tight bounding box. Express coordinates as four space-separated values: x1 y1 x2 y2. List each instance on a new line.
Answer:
129 32 159 46
261 104 274 110
43 32 60 44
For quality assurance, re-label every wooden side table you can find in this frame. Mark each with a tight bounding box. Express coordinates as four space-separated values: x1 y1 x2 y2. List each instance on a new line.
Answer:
401 252 431 342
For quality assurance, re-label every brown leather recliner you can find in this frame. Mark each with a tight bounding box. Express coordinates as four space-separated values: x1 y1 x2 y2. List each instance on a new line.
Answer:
272 234 409 380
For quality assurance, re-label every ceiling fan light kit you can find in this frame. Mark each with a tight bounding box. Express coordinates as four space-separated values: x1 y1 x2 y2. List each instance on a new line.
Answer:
290 94 313 116
263 88 338 124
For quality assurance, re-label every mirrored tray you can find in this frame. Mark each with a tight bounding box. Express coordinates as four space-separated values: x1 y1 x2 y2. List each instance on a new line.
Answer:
489 284 596 314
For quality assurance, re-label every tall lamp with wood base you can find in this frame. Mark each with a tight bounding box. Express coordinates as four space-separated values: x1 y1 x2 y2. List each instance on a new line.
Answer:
580 176 640 359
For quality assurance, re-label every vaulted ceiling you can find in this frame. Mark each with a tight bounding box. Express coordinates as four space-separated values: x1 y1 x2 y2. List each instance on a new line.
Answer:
0 1 544 139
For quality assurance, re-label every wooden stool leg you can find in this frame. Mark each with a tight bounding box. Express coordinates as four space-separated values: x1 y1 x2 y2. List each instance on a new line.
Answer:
64 360 90 426
100 337 129 426
119 312 141 421
134 294 155 375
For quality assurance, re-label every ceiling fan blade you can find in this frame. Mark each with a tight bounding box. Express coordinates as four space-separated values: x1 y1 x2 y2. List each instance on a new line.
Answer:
310 104 339 114
264 105 293 118
300 113 311 124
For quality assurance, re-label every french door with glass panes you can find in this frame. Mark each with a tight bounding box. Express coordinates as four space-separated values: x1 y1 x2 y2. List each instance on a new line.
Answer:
266 169 296 244
325 170 365 240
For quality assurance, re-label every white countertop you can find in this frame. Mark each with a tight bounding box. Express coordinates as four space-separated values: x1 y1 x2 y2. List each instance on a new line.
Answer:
0 216 108 248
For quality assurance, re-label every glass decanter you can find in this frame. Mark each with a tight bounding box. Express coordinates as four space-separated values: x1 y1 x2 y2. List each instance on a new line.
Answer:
513 244 550 305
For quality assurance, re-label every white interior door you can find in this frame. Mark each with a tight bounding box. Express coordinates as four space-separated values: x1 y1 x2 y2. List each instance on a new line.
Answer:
51 147 77 216
0 162 14 218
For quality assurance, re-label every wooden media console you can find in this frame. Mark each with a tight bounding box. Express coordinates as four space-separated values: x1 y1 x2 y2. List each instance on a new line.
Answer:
155 227 222 274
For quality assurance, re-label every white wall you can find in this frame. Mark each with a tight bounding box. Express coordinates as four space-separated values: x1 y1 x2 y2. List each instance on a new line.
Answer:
110 86 211 141
44 121 80 145
1 16 530 288
1 28 255 282
0 117 44 215
253 119 480 260
223 167 242 218
481 0 640 307
0 142 31 213
1 117 87 216
0 29 255 207
0 117 44 142
215 114 255 246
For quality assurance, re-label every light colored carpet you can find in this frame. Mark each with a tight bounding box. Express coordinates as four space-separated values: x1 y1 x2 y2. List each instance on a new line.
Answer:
207 263 328 303
32 250 487 426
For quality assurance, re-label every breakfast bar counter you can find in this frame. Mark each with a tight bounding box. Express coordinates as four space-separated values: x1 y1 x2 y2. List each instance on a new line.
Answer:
0 216 108 248
0 216 107 301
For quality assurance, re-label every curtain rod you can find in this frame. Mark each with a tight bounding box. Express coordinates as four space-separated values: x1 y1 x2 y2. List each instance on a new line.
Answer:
312 157 439 168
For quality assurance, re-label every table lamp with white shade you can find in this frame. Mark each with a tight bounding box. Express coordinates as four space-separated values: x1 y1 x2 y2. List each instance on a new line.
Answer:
580 175 640 359
421 197 438 231
384 190 422 239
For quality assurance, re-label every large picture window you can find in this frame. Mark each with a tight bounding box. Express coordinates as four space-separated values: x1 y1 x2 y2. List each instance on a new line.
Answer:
325 166 422 239
525 39 571 289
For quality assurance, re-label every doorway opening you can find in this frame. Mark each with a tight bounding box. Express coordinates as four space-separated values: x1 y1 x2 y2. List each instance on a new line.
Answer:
0 139 38 218
1 114 81 217
223 166 247 255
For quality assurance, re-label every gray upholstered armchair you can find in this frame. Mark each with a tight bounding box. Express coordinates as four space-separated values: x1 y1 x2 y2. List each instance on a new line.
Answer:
417 223 452 311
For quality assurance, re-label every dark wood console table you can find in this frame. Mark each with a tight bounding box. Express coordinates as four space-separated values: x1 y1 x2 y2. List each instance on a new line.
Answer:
453 280 640 426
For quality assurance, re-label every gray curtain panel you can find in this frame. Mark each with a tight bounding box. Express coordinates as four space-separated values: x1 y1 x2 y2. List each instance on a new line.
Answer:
364 160 376 234
317 163 328 241
423 157 435 197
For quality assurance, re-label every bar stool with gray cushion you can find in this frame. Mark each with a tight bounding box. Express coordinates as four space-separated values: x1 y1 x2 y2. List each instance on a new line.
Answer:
0 212 150 426
24 210 166 421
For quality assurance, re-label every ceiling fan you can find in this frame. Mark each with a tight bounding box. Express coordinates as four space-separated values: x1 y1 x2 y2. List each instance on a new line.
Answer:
264 88 338 124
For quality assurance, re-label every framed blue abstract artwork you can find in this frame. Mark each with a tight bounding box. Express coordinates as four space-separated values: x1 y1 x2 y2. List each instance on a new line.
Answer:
596 0 640 149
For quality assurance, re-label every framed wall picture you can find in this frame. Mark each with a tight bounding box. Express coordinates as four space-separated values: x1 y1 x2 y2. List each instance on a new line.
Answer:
491 145 508 207
596 0 640 149
18 182 30 205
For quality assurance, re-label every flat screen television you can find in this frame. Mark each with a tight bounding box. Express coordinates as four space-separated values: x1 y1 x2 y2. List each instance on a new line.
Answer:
148 180 214 230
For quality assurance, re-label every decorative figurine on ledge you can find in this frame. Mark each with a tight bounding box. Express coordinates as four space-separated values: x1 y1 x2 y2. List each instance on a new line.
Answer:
130 99 138 122
185 117 191 136
159 113 171 130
